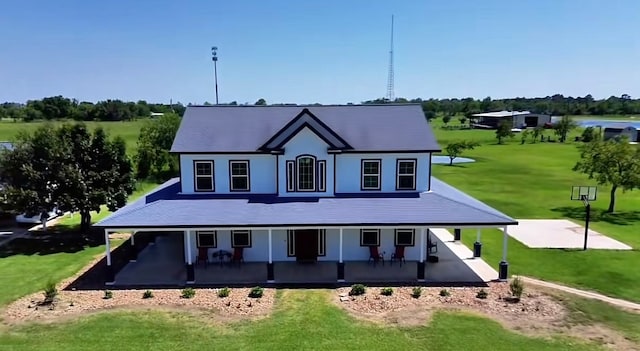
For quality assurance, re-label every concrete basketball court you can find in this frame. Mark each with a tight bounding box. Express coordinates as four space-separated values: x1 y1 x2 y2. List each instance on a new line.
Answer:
505 219 632 250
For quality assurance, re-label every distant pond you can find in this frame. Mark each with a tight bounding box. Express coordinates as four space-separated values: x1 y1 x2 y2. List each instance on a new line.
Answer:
431 155 475 164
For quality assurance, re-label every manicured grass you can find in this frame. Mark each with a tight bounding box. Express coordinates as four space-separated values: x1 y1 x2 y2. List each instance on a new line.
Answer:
0 119 147 153
0 241 112 307
0 290 602 350
430 122 640 302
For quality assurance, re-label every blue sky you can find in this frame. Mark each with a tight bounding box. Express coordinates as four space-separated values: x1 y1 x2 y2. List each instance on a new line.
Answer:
1 0 639 105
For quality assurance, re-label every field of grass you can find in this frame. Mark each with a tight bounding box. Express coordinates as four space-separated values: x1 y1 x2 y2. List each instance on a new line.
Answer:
429 121 640 302
0 290 605 350
0 119 147 153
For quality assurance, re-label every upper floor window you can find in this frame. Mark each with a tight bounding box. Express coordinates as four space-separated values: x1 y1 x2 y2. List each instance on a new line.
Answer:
194 161 214 191
229 160 250 191
297 155 316 191
396 159 416 190
361 159 381 190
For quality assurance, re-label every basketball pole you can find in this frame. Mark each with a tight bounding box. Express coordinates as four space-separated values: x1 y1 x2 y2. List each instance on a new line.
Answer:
583 196 591 251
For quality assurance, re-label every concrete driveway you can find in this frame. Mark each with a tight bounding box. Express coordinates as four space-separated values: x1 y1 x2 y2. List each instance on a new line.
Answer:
505 219 632 250
0 220 30 247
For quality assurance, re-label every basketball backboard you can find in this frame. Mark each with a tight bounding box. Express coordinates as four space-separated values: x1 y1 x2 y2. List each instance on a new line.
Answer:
571 186 597 201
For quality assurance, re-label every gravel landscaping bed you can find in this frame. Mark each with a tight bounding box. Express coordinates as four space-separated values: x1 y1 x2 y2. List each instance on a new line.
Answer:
335 282 566 329
3 287 275 325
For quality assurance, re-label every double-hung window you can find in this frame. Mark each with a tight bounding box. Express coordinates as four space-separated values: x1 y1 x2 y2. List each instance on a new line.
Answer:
361 159 381 190
194 161 214 191
229 160 250 191
396 159 416 190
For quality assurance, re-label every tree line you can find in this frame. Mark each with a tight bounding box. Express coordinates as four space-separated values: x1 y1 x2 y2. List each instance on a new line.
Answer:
364 94 640 117
2 94 640 123
0 96 186 122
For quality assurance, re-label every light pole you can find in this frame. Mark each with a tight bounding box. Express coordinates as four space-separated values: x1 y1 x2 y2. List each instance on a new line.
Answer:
211 46 219 105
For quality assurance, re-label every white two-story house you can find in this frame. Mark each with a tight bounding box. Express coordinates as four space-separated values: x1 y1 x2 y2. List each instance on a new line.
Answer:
97 104 517 286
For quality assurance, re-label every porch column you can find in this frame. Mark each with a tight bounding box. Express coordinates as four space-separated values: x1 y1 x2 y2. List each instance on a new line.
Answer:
267 229 274 282
337 228 345 281
129 231 137 262
186 230 195 283
104 229 114 284
417 227 426 281
473 229 482 258
499 226 509 281
454 228 461 241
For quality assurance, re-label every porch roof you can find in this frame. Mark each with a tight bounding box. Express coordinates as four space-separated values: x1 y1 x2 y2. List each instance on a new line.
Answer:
95 178 516 229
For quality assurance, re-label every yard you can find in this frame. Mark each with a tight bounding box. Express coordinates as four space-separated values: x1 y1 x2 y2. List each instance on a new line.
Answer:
0 117 639 349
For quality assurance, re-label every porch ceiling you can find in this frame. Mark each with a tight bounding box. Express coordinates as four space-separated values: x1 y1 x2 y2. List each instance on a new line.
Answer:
96 177 516 229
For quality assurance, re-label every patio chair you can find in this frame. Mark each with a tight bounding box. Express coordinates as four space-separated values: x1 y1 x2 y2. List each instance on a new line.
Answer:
196 247 209 268
368 246 384 266
427 234 438 254
231 247 244 267
390 246 405 267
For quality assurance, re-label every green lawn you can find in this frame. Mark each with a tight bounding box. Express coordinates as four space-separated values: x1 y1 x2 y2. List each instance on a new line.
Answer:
0 119 147 153
429 122 640 302
0 290 604 351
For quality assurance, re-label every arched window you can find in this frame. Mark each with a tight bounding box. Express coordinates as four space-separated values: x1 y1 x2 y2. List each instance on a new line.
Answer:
296 155 316 191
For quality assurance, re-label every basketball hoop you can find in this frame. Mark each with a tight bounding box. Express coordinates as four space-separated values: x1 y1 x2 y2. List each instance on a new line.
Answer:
571 186 597 251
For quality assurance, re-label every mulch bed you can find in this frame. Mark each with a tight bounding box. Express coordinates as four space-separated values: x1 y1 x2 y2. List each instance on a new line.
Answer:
335 283 566 328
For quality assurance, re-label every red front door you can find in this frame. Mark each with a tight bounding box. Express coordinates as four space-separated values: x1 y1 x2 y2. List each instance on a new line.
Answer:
295 229 318 262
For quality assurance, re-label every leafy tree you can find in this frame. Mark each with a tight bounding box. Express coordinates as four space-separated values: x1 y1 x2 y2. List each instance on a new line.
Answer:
495 120 514 144
445 141 480 165
459 117 468 126
531 126 544 143
135 113 181 179
581 126 598 142
424 110 436 122
573 138 640 213
442 115 452 125
254 98 267 105
554 116 579 142
0 124 135 232
520 129 530 144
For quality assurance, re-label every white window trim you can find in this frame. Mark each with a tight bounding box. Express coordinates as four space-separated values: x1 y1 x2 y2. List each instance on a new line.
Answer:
396 159 416 190
361 159 381 190
360 229 380 246
229 160 250 191
196 230 217 248
394 229 415 246
194 160 215 192
231 230 252 248
296 156 316 192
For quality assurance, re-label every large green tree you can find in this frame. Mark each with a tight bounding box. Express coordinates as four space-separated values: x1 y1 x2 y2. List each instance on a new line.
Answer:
495 120 514 144
134 113 181 179
573 138 640 213
0 124 135 232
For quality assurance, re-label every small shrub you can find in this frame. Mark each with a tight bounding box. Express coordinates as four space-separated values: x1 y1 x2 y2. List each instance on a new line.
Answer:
439 289 450 297
248 286 264 298
510 277 524 300
411 287 422 298
349 284 366 296
380 287 393 296
218 287 231 298
181 287 196 299
103 290 113 299
43 281 58 304
476 289 488 299
142 290 154 299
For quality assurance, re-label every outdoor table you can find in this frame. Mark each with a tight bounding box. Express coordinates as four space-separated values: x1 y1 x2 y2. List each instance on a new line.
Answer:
211 250 232 267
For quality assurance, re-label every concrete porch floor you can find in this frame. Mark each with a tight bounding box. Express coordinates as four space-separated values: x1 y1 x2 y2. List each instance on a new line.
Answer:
113 230 496 287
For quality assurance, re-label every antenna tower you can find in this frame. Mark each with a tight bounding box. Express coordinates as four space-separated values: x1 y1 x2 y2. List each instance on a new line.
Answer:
386 15 395 102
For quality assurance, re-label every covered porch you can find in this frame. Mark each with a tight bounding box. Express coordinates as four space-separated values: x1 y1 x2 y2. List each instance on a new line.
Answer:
110 227 502 287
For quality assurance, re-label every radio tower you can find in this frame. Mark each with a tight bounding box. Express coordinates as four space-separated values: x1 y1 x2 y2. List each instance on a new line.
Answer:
386 15 395 102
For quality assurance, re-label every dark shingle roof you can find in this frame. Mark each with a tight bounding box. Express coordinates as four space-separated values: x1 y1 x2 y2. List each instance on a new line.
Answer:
170 104 440 153
95 177 516 228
